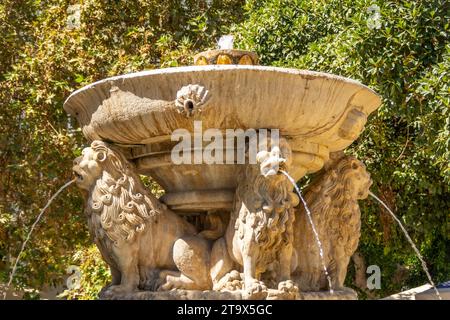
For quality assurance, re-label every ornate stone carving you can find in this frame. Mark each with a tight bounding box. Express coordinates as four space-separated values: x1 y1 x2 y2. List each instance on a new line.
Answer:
217 137 300 299
292 152 372 291
175 84 209 117
72 141 214 295
65 48 381 300
72 138 310 299
72 138 374 300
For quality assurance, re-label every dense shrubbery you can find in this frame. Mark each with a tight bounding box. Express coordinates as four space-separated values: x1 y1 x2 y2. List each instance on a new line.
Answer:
0 0 448 299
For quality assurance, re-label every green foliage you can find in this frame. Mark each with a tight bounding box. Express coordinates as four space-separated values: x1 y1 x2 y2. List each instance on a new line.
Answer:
0 0 244 298
1 0 448 300
59 245 110 300
234 0 449 298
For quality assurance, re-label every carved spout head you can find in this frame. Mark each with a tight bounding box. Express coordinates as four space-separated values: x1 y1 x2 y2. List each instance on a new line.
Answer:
256 146 286 178
73 144 106 190
175 84 209 117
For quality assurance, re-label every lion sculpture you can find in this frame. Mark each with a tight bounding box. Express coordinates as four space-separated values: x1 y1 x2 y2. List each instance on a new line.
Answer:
213 138 299 299
72 140 371 298
292 152 372 291
72 140 212 295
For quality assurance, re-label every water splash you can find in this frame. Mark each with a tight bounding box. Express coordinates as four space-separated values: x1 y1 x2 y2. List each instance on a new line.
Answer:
218 35 234 50
2 178 76 300
368 191 442 300
280 170 334 294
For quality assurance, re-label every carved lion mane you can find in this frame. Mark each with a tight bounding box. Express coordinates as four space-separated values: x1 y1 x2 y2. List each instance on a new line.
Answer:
74 141 213 295
222 137 299 299
74 141 161 250
235 164 295 270
293 152 372 291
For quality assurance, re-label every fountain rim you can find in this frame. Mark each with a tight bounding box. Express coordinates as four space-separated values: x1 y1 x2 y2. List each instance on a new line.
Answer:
63 64 381 113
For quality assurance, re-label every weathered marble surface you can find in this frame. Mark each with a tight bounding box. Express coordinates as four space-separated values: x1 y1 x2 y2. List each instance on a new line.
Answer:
66 58 380 300
64 65 380 213
72 140 370 300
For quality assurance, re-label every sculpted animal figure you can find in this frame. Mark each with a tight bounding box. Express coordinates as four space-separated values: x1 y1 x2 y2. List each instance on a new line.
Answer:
72 140 212 295
213 138 299 299
292 152 372 291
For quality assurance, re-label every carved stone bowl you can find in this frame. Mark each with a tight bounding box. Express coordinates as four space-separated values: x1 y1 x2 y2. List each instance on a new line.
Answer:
64 65 381 213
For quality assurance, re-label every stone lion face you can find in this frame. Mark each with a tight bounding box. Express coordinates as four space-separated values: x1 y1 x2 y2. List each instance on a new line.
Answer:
347 160 372 200
72 145 107 190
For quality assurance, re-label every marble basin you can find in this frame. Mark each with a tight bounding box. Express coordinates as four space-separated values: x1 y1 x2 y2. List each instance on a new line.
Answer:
64 65 381 213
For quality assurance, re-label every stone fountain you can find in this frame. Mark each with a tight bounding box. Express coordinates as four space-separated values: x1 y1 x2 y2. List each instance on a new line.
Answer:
64 43 381 300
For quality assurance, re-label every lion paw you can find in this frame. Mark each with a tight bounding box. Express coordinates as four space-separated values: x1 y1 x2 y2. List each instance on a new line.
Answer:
157 271 182 291
275 280 299 300
242 279 268 300
214 270 243 291
101 284 136 299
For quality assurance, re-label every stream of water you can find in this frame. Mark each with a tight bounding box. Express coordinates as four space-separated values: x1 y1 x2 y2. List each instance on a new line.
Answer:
281 171 442 299
2 173 442 300
2 178 76 300
281 170 334 294
368 191 442 300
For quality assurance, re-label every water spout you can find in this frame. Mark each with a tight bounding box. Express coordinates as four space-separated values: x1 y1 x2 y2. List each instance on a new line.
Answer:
2 178 76 300
218 35 234 50
281 170 334 294
368 191 442 300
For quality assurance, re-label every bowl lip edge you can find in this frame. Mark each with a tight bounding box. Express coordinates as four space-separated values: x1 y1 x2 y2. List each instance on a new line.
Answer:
63 65 381 112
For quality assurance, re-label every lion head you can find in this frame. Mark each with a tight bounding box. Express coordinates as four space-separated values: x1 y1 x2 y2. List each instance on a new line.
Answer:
324 152 372 201
306 152 372 214
234 137 297 274
342 157 372 200
73 142 107 190
73 140 158 245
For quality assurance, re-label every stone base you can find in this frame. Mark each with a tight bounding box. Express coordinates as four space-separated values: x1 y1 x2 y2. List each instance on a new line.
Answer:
295 288 357 300
99 287 357 300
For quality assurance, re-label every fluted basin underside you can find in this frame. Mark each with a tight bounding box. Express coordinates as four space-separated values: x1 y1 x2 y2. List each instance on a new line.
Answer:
64 65 381 212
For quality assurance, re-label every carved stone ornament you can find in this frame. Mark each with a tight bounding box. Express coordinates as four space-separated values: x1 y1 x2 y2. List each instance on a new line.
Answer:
175 84 209 117
65 58 381 300
292 152 372 291
72 139 371 300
